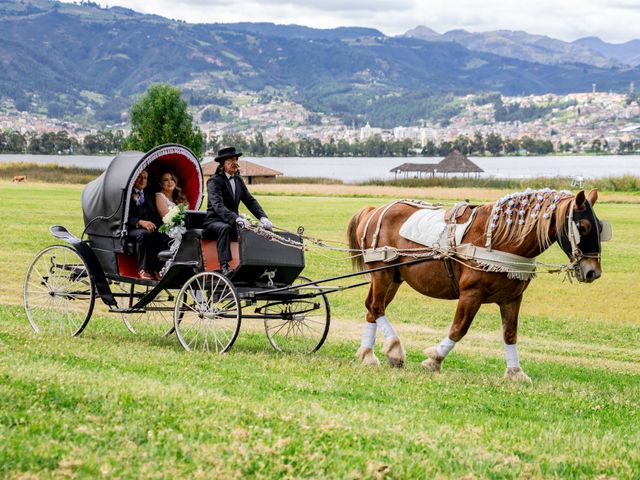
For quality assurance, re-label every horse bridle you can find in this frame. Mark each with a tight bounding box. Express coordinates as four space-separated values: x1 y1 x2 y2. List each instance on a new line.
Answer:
558 198 611 267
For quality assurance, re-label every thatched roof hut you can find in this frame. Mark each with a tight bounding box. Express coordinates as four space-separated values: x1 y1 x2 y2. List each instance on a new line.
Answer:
202 159 283 184
437 150 483 175
390 162 438 175
390 150 483 178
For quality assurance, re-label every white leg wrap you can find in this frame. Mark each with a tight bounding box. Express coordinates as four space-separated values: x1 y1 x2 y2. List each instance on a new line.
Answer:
360 322 377 349
375 315 398 340
436 336 456 358
504 343 520 369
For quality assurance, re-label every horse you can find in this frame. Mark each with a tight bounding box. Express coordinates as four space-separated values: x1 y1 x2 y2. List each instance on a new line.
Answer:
346 189 608 381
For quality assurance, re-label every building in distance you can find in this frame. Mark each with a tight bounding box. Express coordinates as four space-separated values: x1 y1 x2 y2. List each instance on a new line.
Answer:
202 159 283 184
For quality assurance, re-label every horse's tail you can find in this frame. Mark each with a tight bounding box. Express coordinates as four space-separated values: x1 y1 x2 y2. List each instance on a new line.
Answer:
347 206 375 272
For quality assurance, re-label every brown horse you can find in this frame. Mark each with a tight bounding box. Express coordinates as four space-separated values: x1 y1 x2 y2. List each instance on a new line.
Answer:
347 189 607 381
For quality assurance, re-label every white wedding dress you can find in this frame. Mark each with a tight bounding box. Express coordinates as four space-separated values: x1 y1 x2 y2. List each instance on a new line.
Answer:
156 192 177 212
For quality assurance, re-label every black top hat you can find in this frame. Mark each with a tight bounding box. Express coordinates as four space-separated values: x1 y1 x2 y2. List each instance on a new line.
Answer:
215 146 243 163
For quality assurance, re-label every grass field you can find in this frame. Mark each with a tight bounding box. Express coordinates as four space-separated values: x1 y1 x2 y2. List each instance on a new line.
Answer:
1 181 639 478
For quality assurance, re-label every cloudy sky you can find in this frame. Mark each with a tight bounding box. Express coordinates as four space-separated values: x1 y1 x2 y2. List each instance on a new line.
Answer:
68 0 640 43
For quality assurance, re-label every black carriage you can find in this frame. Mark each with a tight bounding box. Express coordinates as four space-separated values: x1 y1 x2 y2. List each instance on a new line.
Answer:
23 144 330 354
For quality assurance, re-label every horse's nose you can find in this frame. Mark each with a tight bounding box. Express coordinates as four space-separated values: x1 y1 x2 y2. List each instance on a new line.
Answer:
585 269 601 282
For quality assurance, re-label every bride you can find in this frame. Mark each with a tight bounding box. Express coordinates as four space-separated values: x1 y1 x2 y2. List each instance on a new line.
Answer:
156 170 188 217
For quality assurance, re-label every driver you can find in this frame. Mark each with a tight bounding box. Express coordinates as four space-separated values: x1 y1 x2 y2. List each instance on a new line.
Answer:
202 146 273 276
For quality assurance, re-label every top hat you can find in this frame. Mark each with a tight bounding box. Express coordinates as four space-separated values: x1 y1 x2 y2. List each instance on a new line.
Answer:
215 146 243 163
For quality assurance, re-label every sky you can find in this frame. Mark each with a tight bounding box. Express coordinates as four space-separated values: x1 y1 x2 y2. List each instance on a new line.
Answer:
64 0 640 43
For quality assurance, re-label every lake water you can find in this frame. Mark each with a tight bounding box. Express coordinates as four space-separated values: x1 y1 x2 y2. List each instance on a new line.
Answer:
2 153 639 183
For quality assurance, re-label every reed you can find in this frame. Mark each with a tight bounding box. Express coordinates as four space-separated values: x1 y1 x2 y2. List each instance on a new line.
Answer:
362 175 640 191
0 162 102 184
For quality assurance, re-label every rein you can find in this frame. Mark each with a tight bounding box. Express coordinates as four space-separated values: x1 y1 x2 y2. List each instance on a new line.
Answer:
241 189 609 282
242 220 578 280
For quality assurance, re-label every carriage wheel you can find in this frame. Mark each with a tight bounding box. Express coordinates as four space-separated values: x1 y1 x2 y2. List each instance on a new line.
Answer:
174 272 242 353
263 276 330 354
119 283 179 336
23 245 95 336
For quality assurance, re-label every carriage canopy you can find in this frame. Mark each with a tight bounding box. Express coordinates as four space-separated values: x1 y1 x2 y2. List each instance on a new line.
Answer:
82 144 203 239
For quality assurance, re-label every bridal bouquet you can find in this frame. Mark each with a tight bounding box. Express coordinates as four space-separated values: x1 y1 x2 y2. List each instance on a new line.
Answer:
158 204 187 276
159 203 187 238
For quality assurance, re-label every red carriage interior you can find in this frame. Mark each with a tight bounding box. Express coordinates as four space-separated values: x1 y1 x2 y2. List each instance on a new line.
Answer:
116 148 239 279
142 152 201 210
117 241 239 278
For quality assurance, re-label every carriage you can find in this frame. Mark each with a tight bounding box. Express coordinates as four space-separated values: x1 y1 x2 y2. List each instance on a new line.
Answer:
23 144 331 354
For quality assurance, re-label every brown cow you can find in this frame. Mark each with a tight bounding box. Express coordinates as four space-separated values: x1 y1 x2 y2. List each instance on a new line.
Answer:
12 175 27 183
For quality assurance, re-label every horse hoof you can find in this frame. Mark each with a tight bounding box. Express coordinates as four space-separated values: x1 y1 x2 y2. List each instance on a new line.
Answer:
504 367 532 383
356 347 381 366
387 356 404 368
421 358 442 373
424 346 444 361
382 337 405 368
421 346 443 372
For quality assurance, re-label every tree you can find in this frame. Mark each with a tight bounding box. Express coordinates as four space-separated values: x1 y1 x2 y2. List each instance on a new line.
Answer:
249 131 267 156
485 133 503 155
124 84 204 158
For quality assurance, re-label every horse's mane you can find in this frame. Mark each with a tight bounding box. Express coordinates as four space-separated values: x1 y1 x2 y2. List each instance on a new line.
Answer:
488 188 574 250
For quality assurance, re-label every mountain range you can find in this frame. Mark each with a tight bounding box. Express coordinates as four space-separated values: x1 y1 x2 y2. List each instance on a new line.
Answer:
403 26 640 68
0 0 638 127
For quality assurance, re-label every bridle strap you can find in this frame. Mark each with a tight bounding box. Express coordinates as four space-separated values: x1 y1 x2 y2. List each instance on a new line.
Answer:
566 199 582 263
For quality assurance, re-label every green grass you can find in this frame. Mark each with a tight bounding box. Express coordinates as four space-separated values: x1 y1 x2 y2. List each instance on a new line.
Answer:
1 182 639 477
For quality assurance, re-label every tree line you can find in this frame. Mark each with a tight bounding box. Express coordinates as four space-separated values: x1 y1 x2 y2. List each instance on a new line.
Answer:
0 129 125 155
210 131 639 157
2 128 638 157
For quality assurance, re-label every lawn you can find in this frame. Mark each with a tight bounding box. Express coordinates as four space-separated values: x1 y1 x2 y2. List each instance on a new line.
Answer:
1 181 639 478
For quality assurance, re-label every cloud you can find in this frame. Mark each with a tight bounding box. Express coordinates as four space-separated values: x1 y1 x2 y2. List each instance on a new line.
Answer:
79 0 640 42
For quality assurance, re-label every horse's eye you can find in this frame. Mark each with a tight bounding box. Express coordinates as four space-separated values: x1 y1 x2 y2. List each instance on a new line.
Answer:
577 219 592 235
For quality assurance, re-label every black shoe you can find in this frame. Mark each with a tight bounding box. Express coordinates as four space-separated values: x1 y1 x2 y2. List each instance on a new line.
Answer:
221 263 234 277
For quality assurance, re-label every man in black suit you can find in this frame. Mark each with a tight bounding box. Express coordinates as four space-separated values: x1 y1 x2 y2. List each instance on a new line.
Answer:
203 146 273 276
127 169 165 280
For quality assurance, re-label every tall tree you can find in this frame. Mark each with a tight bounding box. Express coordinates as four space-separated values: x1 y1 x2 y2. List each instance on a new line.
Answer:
125 84 204 158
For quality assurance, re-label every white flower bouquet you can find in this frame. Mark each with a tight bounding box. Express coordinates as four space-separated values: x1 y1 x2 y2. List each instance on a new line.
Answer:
159 203 187 238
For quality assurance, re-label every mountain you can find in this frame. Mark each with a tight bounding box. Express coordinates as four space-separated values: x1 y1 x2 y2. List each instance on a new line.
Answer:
403 25 441 41
573 37 640 67
403 27 640 68
0 0 639 128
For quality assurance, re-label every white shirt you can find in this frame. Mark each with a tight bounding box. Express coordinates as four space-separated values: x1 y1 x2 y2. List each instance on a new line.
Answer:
225 172 237 196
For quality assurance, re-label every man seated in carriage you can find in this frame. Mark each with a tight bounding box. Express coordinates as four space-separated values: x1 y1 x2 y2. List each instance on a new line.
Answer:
203 146 273 277
127 169 167 280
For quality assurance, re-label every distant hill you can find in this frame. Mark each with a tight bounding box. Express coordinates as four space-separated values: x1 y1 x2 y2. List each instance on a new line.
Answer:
403 26 640 68
0 0 639 127
572 37 640 67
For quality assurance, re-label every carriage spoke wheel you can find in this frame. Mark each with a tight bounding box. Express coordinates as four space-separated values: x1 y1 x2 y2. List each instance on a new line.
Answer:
23 245 95 336
119 283 178 336
174 272 241 353
263 276 330 354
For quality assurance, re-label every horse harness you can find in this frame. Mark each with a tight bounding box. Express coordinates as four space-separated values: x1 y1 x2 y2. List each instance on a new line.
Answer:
358 199 545 291
442 202 475 296
359 200 475 295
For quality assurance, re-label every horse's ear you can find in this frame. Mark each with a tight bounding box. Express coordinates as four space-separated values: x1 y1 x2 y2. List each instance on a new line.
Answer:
575 190 586 209
587 188 598 205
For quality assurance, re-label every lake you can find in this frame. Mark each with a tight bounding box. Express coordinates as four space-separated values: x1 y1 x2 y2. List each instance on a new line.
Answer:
2 153 639 183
